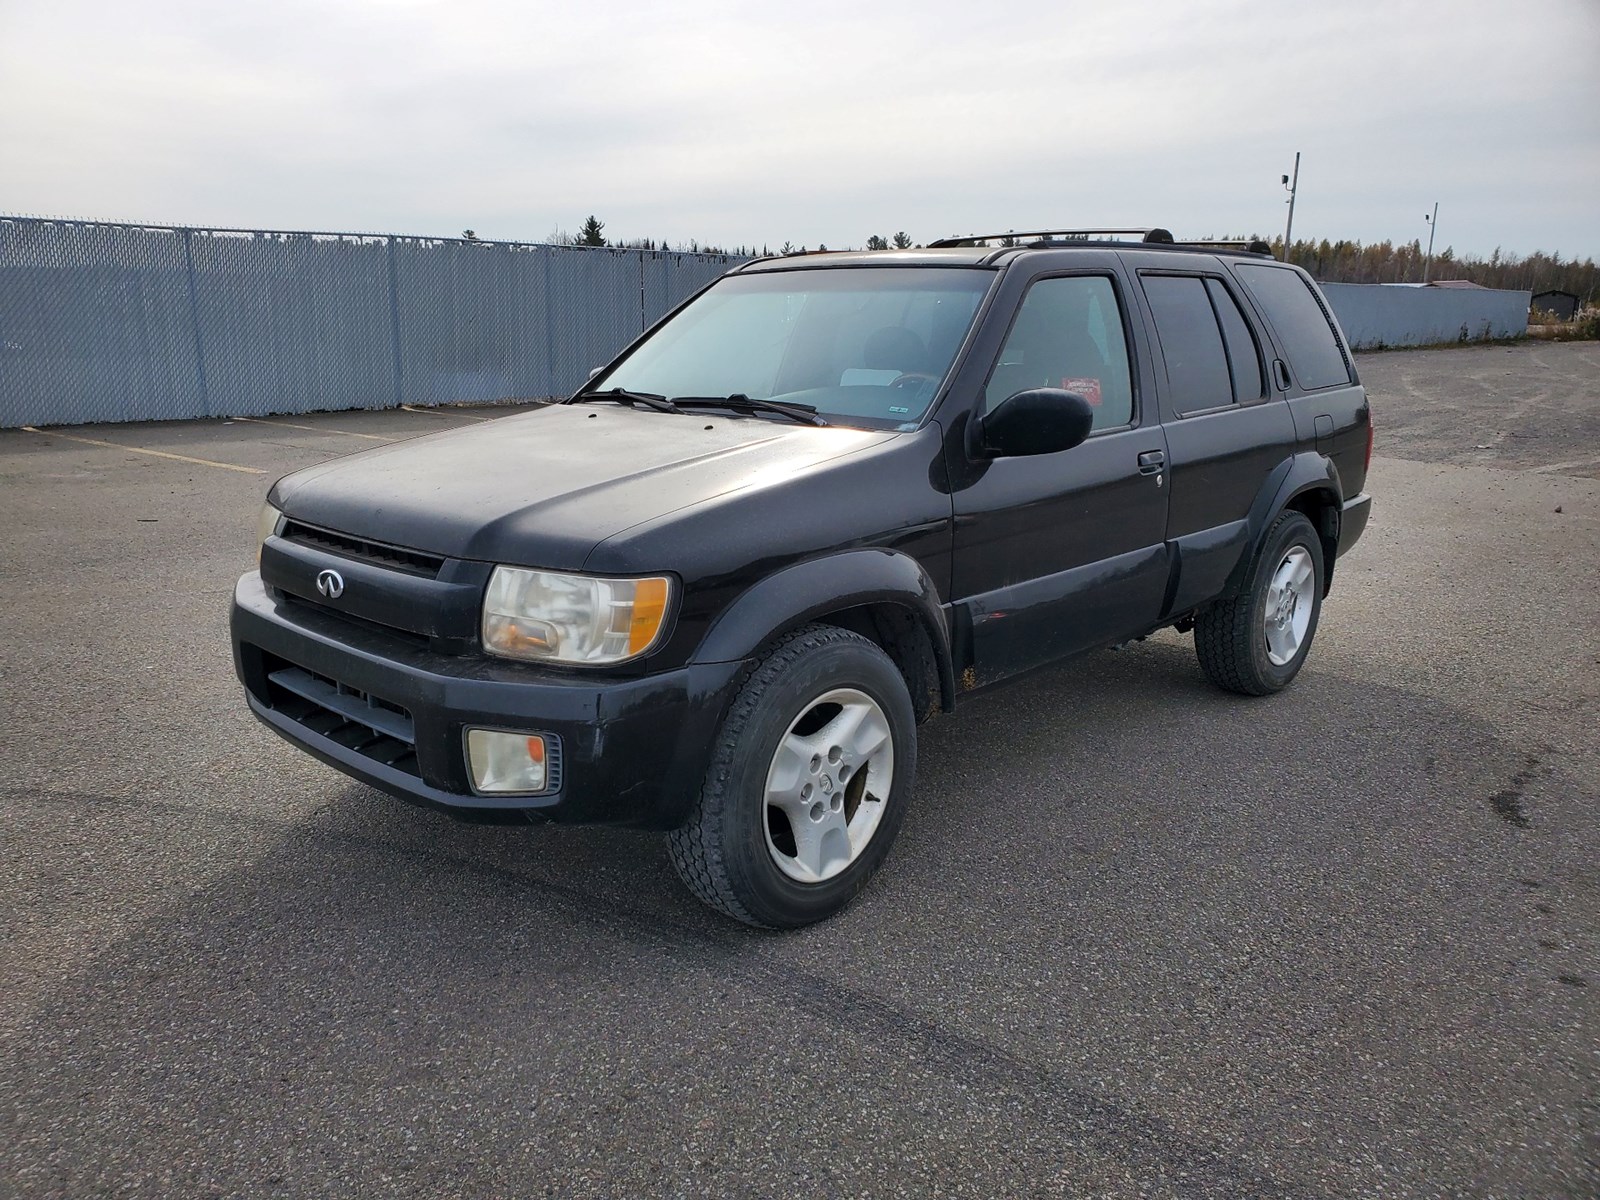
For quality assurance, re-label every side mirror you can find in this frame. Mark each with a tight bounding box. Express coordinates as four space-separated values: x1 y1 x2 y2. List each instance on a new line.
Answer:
587 366 604 381
974 388 1095 457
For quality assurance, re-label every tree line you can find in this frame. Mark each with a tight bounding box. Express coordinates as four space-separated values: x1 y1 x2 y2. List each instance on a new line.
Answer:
541 217 1597 305
1233 235 1597 303
540 215 764 258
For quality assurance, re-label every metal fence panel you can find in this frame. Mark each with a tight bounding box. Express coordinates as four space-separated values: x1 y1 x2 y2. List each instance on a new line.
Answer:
642 252 674 323
1322 283 1531 349
0 219 205 426
189 231 396 416
0 215 747 428
393 238 553 405
547 246 646 395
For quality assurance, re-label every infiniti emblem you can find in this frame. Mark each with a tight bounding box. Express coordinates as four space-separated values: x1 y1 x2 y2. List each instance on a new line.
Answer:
315 568 345 599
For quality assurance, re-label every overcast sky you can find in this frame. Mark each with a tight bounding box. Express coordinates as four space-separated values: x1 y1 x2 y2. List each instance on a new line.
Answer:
3 0 1597 260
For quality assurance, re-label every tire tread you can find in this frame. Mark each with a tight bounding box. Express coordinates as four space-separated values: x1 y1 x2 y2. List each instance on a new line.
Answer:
667 623 889 927
1194 510 1321 697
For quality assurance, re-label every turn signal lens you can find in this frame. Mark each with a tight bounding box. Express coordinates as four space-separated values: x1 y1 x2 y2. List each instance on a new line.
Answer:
628 577 670 655
482 567 674 665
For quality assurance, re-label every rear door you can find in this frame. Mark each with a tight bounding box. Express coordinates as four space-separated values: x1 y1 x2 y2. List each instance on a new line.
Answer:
1229 262 1371 500
948 266 1170 686
1133 266 1296 613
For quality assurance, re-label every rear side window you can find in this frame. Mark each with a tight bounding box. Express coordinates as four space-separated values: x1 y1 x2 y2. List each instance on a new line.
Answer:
1233 264 1351 390
1140 275 1233 414
983 275 1134 432
1206 278 1265 403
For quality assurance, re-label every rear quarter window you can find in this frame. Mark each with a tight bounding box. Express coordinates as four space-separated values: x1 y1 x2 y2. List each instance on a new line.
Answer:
1232 264 1351 391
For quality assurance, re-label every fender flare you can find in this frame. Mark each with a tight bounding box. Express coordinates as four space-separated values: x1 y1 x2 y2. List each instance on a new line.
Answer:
1223 452 1346 598
692 548 956 711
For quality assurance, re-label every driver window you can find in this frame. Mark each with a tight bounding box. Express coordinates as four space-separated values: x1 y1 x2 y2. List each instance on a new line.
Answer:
983 276 1134 431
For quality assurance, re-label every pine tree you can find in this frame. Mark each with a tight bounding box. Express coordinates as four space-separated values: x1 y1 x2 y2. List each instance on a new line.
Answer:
892 232 913 249
578 215 606 247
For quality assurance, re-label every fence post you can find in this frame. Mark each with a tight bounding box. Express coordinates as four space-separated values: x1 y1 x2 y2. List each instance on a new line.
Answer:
385 236 405 408
180 227 211 417
542 247 557 398
638 249 647 331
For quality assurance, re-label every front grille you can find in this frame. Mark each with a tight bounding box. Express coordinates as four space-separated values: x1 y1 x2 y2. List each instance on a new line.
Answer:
281 593 432 649
263 658 420 778
281 520 445 578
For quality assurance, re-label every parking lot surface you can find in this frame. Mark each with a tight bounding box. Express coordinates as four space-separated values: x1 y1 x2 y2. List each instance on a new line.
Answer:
2 342 1596 1198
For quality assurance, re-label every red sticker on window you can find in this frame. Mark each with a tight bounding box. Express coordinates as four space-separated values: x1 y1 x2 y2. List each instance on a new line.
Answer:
1061 377 1102 406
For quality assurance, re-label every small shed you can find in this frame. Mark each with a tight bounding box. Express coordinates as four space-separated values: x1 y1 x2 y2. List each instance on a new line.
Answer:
1532 290 1580 322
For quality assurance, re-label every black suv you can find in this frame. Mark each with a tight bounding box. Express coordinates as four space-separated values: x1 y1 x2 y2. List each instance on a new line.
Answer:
233 231 1373 928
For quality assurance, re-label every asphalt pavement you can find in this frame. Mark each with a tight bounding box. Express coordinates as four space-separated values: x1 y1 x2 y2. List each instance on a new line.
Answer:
1 342 1596 1198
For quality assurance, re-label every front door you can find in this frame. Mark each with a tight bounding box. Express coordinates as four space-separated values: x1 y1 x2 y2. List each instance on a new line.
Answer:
948 272 1170 686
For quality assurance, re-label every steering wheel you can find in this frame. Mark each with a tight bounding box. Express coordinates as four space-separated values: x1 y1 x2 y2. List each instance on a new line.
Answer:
890 373 940 389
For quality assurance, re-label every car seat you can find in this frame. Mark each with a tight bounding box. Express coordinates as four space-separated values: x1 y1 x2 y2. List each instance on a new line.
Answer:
841 326 928 387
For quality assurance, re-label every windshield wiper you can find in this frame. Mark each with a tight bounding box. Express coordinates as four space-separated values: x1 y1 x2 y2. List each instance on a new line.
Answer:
669 394 830 427
568 387 682 414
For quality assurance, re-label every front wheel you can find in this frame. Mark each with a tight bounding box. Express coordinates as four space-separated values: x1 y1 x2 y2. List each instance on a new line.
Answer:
1194 510 1325 695
667 624 916 928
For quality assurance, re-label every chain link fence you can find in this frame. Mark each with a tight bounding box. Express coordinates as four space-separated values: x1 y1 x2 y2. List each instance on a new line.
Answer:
0 216 744 427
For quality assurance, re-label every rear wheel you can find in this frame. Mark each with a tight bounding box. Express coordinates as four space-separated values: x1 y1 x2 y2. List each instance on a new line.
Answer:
667 624 915 928
1194 510 1324 695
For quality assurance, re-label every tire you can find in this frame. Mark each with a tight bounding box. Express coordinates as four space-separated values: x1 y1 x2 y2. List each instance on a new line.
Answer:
1194 510 1325 696
667 623 917 929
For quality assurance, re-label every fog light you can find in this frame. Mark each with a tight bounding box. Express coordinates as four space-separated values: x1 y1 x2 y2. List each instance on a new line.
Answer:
466 729 549 794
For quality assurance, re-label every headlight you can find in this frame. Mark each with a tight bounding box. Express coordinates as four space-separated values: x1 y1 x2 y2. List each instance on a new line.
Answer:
257 503 283 562
482 567 672 665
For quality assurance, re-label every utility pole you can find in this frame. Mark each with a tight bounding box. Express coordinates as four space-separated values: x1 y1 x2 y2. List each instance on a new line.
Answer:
1423 202 1439 283
1281 152 1300 263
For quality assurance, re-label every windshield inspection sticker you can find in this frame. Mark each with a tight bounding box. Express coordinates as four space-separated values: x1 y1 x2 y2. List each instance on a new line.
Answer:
888 405 910 414
1061 377 1102 406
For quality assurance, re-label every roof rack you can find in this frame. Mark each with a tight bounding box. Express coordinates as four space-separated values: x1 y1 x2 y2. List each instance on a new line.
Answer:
928 229 1275 256
929 228 1152 247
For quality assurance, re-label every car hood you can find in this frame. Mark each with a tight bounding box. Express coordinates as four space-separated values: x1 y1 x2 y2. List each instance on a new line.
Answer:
270 403 897 569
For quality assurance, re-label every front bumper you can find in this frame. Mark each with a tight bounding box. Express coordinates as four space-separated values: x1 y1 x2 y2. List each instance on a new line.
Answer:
231 572 744 829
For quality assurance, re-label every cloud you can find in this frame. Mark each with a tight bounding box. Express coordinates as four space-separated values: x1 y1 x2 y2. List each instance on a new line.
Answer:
2 0 1596 257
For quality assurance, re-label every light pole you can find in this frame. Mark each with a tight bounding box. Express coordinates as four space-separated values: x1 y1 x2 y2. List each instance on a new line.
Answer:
1281 152 1300 262
1422 203 1439 283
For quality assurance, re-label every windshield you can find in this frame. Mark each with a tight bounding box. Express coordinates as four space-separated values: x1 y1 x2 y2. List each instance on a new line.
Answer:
593 267 993 430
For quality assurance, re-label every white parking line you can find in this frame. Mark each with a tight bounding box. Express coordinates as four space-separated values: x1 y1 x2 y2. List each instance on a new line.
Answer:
20 427 267 475
229 416 393 442
399 404 492 422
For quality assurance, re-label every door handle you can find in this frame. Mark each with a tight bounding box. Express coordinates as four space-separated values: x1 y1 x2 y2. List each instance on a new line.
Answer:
1137 450 1165 475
